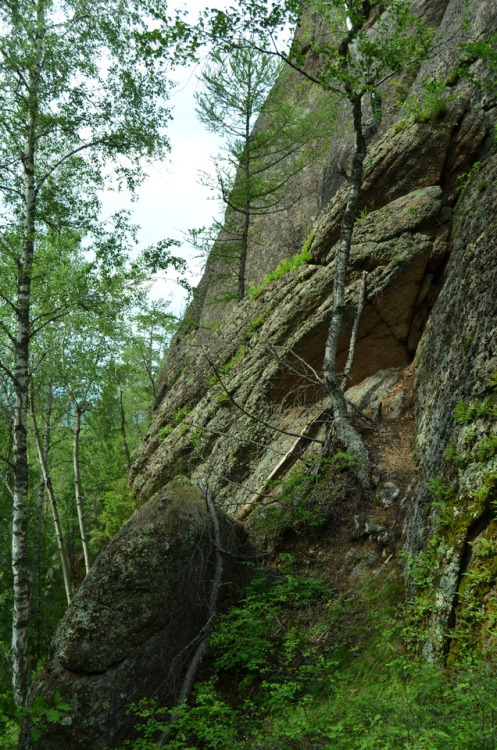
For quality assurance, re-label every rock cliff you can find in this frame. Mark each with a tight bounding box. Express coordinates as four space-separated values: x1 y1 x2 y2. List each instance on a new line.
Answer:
130 0 497 662
22 0 497 746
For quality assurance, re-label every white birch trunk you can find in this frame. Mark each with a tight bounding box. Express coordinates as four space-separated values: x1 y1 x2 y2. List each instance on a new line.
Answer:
73 405 90 575
11 133 36 710
11 0 45 705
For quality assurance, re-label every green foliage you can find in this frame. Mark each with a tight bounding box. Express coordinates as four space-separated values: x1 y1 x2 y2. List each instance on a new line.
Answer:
0 692 20 749
354 206 369 224
247 314 266 336
159 406 192 440
252 453 355 543
457 32 497 90
426 477 455 527
159 424 175 440
28 692 72 742
456 161 482 193
215 391 230 405
247 244 312 298
402 77 454 123
190 428 204 452
124 553 497 749
210 558 329 671
453 397 497 424
125 558 335 749
91 479 136 544
193 44 328 300
472 434 497 463
171 406 191 423
205 345 248 386
427 475 454 504
301 228 315 256
470 535 497 559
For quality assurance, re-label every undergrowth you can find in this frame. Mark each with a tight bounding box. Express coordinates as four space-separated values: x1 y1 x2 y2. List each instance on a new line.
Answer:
249 452 355 546
123 554 497 749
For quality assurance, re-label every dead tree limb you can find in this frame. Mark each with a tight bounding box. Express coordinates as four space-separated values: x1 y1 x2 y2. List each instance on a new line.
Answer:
341 270 367 390
157 481 223 746
201 346 324 445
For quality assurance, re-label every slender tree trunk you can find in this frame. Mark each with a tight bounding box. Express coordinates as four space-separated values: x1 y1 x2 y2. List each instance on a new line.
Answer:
30 393 72 605
322 92 370 490
119 389 132 470
238 77 252 302
238 198 250 302
11 5 45 703
11 353 31 707
73 404 90 575
342 270 367 388
31 391 51 660
11 125 37 710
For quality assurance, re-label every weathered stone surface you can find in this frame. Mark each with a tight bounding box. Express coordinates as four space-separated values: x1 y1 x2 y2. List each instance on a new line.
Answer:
411 149 497 541
130 0 497 666
131 211 439 510
352 186 443 244
406 148 497 657
310 126 451 262
345 368 403 416
20 478 249 749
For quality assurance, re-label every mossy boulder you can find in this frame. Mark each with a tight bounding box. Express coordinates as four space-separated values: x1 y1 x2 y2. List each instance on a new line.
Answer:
19 478 250 749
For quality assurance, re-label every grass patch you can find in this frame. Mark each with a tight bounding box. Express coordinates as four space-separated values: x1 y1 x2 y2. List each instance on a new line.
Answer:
247 234 313 299
205 345 248 387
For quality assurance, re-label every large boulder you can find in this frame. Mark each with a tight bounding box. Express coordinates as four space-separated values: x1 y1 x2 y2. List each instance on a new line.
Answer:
19 478 249 749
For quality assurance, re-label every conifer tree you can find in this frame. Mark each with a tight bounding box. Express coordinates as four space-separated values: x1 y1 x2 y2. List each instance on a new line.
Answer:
194 45 334 300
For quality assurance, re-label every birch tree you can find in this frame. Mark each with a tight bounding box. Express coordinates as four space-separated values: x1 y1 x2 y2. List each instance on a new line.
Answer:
0 0 174 706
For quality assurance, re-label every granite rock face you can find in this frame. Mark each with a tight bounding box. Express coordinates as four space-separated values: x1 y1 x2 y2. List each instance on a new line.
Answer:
20 479 248 749
131 183 444 509
131 0 497 661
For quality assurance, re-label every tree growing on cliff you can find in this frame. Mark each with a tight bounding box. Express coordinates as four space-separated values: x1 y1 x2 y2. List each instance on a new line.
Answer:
193 45 335 301
193 0 433 489
0 0 178 706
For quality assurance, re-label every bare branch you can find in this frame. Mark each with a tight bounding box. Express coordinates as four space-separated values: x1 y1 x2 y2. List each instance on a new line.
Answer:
201 346 324 446
35 139 103 193
158 481 224 745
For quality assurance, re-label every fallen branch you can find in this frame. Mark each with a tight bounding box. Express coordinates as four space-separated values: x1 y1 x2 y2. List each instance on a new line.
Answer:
237 408 330 521
342 270 367 389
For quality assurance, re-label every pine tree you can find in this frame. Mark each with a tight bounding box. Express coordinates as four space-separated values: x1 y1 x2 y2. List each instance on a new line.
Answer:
194 45 333 301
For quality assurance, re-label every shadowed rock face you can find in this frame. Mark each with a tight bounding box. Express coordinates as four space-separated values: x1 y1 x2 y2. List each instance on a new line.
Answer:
19 478 249 749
